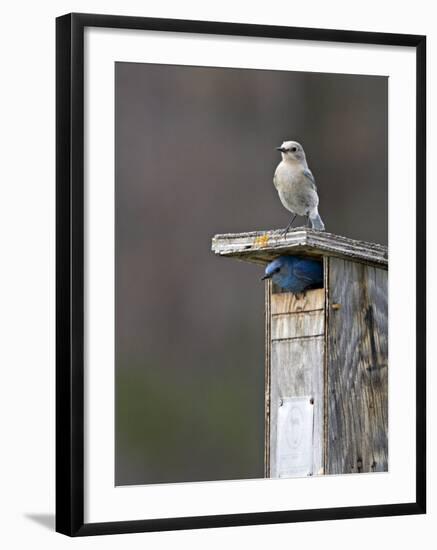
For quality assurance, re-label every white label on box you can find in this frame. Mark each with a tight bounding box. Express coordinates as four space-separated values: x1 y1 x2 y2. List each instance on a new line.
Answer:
276 396 314 478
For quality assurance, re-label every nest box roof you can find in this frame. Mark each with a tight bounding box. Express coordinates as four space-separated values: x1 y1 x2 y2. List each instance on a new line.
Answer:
211 227 388 269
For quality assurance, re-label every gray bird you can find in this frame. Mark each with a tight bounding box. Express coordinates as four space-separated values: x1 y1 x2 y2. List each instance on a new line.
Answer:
273 140 325 233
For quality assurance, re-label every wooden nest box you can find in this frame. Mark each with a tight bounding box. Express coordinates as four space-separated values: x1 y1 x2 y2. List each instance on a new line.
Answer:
212 228 388 478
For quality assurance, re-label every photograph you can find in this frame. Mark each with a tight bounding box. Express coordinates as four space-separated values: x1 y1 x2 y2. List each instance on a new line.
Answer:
0 3 431 548
55 12 425 536
114 61 388 486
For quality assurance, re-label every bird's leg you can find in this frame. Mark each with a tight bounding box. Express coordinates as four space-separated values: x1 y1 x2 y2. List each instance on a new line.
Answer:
283 214 297 235
306 215 311 228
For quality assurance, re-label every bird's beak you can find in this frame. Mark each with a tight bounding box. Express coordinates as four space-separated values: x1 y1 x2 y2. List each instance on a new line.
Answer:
276 146 286 153
261 273 272 281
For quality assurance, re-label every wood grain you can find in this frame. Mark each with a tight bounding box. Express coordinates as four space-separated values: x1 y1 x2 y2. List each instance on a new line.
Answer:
269 289 325 478
326 257 388 474
264 279 271 478
212 228 388 269
271 310 324 340
271 288 325 314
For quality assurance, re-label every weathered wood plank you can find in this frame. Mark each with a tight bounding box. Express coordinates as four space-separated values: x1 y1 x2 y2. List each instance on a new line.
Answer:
326 257 388 474
269 289 325 478
271 310 324 340
271 288 325 314
212 227 388 269
264 279 272 478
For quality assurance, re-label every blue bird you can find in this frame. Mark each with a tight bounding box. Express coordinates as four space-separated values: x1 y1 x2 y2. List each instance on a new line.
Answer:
261 255 323 293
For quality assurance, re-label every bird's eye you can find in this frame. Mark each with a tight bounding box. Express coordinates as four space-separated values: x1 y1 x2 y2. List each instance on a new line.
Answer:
274 267 281 274
291 147 297 152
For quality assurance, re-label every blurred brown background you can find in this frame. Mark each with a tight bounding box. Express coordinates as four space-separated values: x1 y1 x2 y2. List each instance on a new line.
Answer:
115 62 387 486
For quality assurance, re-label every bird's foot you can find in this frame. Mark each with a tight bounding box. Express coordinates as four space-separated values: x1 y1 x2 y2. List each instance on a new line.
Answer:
282 214 297 236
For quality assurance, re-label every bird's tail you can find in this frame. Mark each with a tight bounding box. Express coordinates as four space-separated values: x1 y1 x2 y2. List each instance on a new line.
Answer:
310 211 325 231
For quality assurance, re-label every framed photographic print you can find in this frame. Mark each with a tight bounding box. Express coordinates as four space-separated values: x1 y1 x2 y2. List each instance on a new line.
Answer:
56 12 426 536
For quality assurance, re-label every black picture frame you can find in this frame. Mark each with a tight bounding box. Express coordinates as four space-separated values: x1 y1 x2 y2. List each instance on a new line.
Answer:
56 12 426 537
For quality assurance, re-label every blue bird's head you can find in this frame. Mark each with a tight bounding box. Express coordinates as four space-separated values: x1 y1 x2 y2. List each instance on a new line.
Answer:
261 255 323 293
261 257 285 281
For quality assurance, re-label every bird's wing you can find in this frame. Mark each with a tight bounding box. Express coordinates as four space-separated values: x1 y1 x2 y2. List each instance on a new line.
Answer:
303 169 317 190
292 258 322 284
273 169 279 189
